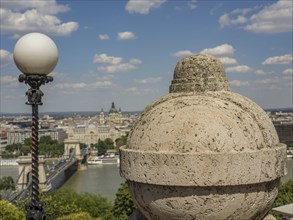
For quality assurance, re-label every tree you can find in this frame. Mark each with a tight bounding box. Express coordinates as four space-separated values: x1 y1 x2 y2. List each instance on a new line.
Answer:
23 137 32 146
19 137 32 156
115 134 128 150
20 144 30 156
104 138 114 149
97 139 107 155
273 180 293 208
5 143 21 153
16 189 115 220
40 136 57 145
57 212 102 220
0 176 15 191
0 176 16 200
74 193 114 220
80 143 87 149
112 181 136 219
0 200 25 220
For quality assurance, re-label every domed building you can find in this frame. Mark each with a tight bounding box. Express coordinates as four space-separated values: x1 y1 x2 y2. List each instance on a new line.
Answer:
108 102 123 124
66 102 125 147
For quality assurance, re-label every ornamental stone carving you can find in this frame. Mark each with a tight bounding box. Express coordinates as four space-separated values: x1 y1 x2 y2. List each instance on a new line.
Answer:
120 54 286 220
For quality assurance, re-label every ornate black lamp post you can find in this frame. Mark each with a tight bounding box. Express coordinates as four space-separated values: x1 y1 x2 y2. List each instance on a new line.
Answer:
13 33 58 220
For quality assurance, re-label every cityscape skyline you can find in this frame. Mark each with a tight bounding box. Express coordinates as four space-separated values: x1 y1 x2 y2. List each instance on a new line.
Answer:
0 0 292 113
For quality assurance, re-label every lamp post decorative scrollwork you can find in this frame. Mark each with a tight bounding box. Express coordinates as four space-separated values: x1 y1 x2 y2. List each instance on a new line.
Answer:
14 32 58 220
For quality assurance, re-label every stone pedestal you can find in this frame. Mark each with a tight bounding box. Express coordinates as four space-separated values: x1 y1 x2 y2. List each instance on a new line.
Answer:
120 54 286 220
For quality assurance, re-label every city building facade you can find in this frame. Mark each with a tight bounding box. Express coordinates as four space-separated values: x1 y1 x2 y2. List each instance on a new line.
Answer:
66 102 127 147
7 129 67 145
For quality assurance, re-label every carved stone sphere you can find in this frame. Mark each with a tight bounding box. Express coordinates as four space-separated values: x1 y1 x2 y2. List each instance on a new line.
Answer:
120 54 286 220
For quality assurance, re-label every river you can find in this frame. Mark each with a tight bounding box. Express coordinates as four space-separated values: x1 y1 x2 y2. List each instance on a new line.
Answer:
1 158 292 201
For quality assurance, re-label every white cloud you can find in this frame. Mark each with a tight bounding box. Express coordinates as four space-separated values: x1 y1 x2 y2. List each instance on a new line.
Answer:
93 53 142 74
99 34 109 40
117 31 136 40
126 87 139 93
200 44 235 56
219 57 237 65
229 80 250 87
172 50 193 57
255 78 279 85
0 2 78 37
54 80 113 90
226 65 253 73
283 68 293 75
93 54 123 65
98 63 137 73
96 75 114 81
134 77 162 84
0 0 70 14
245 1 293 34
55 83 87 89
0 49 13 68
231 8 254 15
255 69 271 75
219 13 247 28
219 1 293 34
0 75 18 83
262 54 293 65
129 59 142 65
125 0 166 15
125 87 154 95
90 81 113 88
0 75 21 89
188 0 197 10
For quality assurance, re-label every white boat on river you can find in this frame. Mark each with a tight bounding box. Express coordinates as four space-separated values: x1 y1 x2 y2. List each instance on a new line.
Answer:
87 155 120 165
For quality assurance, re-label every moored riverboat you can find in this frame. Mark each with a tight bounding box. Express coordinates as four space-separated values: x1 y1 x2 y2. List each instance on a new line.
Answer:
87 155 119 165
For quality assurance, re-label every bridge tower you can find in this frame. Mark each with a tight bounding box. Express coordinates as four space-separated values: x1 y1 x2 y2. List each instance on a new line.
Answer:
64 139 81 160
17 155 47 191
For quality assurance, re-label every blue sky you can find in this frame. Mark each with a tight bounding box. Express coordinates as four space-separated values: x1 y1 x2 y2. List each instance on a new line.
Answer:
0 0 292 113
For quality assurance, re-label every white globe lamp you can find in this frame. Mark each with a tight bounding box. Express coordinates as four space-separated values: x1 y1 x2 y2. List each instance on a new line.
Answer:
13 32 58 75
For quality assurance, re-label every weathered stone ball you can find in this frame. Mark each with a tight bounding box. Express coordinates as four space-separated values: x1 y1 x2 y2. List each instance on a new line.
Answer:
170 54 230 93
13 32 58 75
120 54 286 220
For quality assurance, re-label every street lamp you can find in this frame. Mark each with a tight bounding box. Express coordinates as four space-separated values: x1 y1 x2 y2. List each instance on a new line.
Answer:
14 32 58 220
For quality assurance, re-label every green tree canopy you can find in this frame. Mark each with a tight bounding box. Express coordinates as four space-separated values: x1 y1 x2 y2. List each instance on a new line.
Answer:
115 134 128 149
112 181 136 220
273 180 293 208
0 200 25 220
57 212 102 220
23 137 32 146
4 143 21 153
0 176 15 191
97 139 107 155
40 136 57 145
16 189 115 220
104 138 114 149
0 176 16 200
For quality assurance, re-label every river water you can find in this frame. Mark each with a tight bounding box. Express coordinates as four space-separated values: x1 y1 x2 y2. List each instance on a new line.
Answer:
1 158 292 201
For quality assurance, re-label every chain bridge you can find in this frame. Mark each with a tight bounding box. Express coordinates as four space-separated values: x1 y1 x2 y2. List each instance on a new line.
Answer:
8 139 88 203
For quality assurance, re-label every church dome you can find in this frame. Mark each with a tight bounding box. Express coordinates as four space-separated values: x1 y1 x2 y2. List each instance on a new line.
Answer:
109 102 118 114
